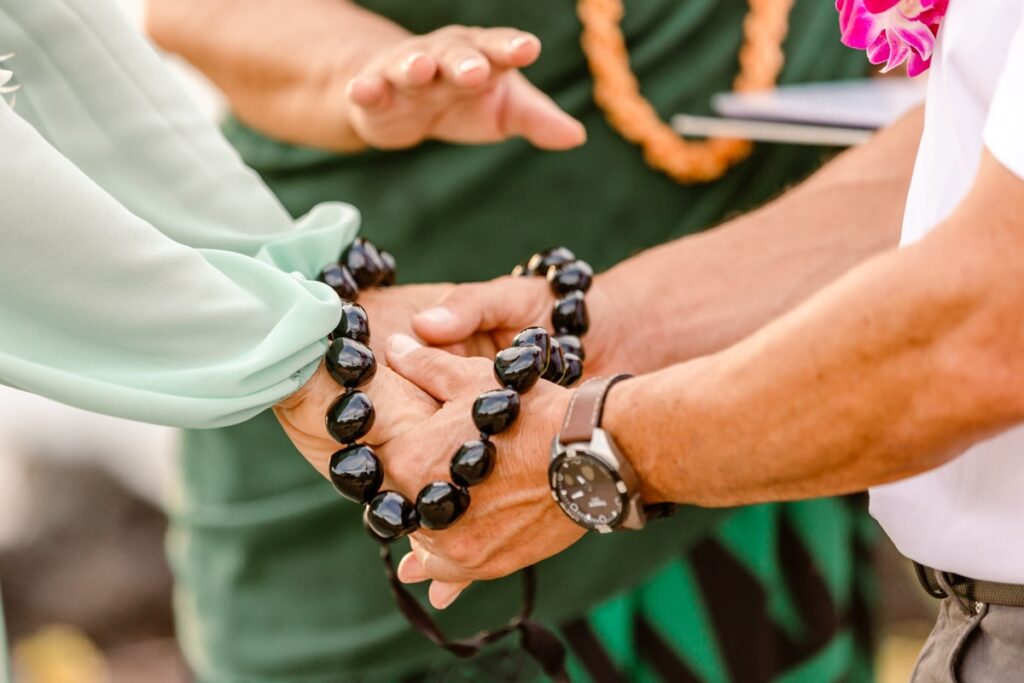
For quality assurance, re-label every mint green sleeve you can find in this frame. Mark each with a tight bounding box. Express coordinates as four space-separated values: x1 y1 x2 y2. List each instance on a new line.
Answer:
0 0 358 429
0 0 354 271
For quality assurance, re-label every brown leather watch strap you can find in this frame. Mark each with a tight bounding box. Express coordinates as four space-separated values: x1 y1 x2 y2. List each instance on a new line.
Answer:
559 374 632 444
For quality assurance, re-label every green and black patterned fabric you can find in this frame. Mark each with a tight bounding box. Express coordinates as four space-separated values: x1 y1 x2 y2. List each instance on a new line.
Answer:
170 1 877 681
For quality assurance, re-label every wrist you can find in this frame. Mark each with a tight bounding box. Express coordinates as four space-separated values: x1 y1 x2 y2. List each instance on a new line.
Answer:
588 268 659 375
275 358 329 412
600 367 703 505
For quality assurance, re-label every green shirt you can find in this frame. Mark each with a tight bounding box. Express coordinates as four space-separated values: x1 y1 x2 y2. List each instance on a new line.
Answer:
176 1 874 682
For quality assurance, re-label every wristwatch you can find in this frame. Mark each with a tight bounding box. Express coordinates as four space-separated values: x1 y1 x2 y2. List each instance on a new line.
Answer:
548 374 648 533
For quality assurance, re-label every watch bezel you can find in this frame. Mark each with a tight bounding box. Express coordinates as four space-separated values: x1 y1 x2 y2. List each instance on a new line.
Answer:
548 445 629 533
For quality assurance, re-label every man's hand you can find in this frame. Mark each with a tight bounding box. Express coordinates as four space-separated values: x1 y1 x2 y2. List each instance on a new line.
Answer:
411 274 642 376
347 27 586 151
380 334 586 609
358 282 454 360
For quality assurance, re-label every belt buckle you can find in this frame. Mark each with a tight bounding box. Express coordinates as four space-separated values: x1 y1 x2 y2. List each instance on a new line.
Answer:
914 562 949 599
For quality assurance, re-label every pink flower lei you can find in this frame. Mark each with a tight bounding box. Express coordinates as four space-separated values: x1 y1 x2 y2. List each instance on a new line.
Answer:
836 0 949 76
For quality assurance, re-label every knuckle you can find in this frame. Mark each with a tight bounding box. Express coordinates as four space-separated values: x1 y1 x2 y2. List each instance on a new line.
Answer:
466 357 493 378
446 539 478 567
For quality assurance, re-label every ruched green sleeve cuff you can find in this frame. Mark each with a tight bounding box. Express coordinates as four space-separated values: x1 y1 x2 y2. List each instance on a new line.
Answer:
0 0 359 428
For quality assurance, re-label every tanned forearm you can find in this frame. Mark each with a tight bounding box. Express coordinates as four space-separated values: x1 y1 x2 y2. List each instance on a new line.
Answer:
146 0 407 150
606 151 1024 507
599 107 923 371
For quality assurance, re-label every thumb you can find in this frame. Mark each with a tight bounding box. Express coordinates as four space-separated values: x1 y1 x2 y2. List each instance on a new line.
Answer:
502 73 586 151
412 277 549 346
386 334 493 403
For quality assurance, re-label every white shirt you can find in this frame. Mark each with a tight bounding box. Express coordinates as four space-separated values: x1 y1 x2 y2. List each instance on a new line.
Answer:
870 1 1024 583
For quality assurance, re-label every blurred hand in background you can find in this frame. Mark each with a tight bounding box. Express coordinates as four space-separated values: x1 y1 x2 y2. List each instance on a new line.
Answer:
146 0 585 152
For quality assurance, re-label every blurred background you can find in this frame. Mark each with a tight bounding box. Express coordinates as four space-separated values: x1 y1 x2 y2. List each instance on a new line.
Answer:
0 1 936 682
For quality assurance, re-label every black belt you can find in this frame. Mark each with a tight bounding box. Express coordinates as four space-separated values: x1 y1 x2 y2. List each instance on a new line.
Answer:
915 563 1024 607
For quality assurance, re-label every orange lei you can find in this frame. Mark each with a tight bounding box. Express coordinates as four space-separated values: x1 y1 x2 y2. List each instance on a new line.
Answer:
577 0 795 183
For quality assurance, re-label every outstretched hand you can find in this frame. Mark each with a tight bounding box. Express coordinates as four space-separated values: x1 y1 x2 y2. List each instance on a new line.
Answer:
380 333 587 609
347 26 586 150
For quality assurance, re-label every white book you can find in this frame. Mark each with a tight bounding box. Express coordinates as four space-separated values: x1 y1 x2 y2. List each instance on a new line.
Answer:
672 78 927 146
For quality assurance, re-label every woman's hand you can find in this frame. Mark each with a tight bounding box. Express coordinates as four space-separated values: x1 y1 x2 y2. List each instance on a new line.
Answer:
273 283 457 478
346 26 586 151
380 334 587 609
274 361 439 479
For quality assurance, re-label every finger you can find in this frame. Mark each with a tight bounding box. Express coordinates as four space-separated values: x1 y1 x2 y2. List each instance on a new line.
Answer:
502 75 587 150
467 29 541 69
346 73 390 109
397 551 429 583
412 277 548 346
429 580 471 610
385 334 493 403
360 364 440 446
382 50 438 91
432 43 491 88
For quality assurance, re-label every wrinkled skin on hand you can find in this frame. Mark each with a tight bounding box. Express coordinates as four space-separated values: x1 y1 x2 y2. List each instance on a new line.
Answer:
381 334 586 609
411 275 635 379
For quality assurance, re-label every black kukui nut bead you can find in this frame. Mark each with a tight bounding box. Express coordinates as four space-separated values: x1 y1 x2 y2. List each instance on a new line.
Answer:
325 337 377 388
512 327 551 372
319 263 359 302
329 444 383 504
547 260 594 295
343 238 385 289
415 482 470 530
527 247 576 276
494 345 545 394
555 334 585 361
334 302 371 344
472 388 521 435
559 353 584 387
450 439 497 487
326 390 376 444
378 250 397 287
542 338 566 383
552 290 589 336
364 491 418 541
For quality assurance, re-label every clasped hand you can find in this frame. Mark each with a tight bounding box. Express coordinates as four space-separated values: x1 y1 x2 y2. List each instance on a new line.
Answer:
275 275 635 608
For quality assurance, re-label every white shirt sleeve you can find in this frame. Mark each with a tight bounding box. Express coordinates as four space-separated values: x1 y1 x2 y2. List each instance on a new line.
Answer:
984 13 1024 180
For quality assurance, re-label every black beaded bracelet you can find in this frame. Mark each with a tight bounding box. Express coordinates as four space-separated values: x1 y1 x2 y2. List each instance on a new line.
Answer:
315 241 589 681
320 244 595 541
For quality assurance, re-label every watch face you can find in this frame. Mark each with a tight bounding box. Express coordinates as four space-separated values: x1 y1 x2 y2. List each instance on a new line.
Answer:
550 453 626 529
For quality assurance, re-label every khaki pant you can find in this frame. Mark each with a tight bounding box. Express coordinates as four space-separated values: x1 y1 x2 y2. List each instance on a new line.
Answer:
912 597 1024 682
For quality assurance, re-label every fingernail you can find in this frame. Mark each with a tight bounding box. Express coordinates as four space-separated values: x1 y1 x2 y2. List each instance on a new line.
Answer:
416 307 455 328
456 57 486 75
508 35 537 52
432 582 465 610
397 553 428 583
402 52 427 73
388 333 421 356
